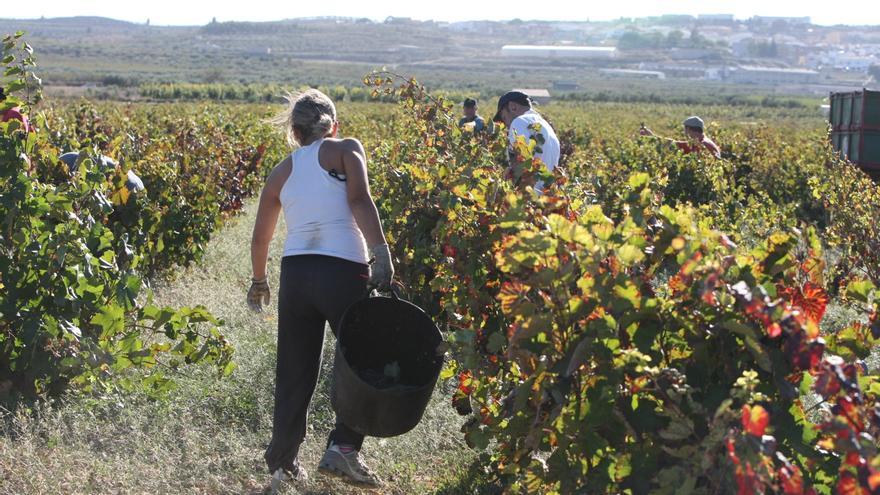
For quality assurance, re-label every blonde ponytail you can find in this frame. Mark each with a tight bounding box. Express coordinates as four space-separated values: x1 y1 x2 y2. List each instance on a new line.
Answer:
271 88 337 147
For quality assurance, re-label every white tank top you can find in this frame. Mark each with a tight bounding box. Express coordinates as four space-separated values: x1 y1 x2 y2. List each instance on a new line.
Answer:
280 139 369 264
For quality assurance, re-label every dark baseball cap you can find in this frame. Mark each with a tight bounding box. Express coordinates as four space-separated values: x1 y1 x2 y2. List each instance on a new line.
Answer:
463 98 477 108
492 91 532 122
683 116 704 130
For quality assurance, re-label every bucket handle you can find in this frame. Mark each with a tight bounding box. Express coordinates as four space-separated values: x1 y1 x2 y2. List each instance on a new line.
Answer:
366 284 401 300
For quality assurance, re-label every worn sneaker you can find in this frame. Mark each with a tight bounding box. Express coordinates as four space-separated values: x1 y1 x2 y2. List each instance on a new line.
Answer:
270 461 308 493
317 443 381 487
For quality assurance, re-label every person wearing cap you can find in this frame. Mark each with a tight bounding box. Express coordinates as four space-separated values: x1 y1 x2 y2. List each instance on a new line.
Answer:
492 90 560 190
458 98 486 133
639 116 721 159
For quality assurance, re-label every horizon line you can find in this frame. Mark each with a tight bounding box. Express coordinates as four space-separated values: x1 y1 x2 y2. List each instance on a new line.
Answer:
3 14 876 29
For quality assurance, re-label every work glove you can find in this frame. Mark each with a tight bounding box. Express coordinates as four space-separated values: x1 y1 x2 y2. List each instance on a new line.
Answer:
247 277 271 312
367 243 394 292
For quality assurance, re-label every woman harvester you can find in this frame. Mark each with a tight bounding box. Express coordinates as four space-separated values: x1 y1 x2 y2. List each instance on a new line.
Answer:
247 89 393 489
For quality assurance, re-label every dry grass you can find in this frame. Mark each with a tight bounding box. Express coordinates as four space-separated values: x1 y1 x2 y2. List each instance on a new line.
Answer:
0 200 480 494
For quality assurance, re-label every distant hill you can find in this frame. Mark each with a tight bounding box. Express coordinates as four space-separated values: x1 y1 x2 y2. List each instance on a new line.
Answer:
0 15 874 97
32 16 137 27
2 16 141 32
0 16 503 87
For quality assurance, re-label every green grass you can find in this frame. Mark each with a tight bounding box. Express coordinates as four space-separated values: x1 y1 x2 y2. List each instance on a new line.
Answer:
0 200 479 494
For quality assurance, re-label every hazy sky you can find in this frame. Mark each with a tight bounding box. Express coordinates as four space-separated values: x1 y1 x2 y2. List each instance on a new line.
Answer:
6 0 880 27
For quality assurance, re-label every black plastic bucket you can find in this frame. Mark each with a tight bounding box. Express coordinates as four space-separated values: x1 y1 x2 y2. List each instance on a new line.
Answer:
332 290 444 437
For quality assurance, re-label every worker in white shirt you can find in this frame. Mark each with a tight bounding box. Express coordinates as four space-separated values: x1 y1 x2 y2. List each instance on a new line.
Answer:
492 90 560 191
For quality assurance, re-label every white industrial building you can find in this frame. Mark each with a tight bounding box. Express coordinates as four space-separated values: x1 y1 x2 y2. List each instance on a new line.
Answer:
726 66 819 84
501 45 616 60
512 88 552 105
599 68 665 79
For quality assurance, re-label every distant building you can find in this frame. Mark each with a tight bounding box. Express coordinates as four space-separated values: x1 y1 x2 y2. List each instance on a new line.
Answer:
501 45 616 60
697 25 735 43
552 81 580 91
726 66 819 84
599 68 665 80
704 68 724 80
751 16 811 25
512 88 552 105
640 63 705 79
698 14 735 22
812 50 878 72
655 15 695 25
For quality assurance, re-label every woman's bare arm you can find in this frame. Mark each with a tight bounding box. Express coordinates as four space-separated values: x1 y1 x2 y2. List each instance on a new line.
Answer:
339 138 386 248
250 156 290 280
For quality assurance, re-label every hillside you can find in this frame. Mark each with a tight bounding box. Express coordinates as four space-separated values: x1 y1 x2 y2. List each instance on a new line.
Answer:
1 16 874 97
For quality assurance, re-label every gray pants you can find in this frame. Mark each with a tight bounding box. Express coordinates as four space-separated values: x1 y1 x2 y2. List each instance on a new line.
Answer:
264 254 369 472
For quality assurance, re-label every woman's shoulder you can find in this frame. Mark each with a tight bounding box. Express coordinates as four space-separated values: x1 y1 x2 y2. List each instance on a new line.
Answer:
323 137 364 151
322 138 366 161
264 155 293 192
